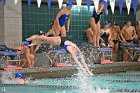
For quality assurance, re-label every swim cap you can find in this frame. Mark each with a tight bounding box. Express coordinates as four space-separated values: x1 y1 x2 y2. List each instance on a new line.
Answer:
23 41 30 46
15 73 24 79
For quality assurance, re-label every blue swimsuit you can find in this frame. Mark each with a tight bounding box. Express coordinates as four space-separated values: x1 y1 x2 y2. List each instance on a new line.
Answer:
59 14 70 27
92 9 102 24
60 37 69 52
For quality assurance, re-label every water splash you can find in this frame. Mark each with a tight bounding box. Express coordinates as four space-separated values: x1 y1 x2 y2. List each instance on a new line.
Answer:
2 87 6 93
73 70 109 93
1 71 17 84
79 42 100 65
38 42 99 66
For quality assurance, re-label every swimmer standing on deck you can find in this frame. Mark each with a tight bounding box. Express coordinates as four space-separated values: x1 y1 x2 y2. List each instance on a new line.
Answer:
52 3 72 37
121 21 136 62
89 0 108 47
108 23 121 62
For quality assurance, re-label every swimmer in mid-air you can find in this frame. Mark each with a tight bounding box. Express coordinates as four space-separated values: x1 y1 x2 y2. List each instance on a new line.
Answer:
26 35 93 76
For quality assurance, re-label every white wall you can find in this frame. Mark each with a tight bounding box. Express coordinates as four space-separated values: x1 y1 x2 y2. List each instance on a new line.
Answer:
0 1 22 48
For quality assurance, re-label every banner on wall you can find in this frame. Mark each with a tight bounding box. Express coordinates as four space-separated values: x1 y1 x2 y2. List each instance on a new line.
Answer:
27 0 31 7
132 0 138 15
76 0 82 12
126 0 131 15
109 0 115 14
68 0 73 8
93 0 99 12
2 0 139 15
118 0 124 14
86 0 91 11
37 0 42 8
58 0 63 9
14 0 18 5
103 0 108 12
47 0 52 9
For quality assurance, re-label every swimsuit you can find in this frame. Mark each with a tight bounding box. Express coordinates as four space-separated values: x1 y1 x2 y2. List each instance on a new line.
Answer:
111 27 120 44
112 39 119 44
60 37 69 52
59 14 70 27
126 40 133 43
60 37 67 47
48 34 54 37
92 8 102 24
101 32 109 45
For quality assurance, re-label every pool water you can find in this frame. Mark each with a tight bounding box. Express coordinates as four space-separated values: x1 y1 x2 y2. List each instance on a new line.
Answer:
1 86 74 93
1 71 140 93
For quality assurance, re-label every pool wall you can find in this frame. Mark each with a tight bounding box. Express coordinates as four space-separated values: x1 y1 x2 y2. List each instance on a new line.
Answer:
19 62 140 79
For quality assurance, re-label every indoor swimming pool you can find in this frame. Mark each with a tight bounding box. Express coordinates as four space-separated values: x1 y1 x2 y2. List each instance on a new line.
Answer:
1 71 140 93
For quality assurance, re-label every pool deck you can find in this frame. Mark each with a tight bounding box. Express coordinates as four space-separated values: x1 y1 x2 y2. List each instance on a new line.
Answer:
1 62 140 79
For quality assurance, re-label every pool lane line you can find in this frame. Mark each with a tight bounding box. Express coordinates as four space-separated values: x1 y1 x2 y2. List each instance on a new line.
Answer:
39 78 140 83
1 84 140 92
0 84 78 89
99 73 140 77
105 79 140 82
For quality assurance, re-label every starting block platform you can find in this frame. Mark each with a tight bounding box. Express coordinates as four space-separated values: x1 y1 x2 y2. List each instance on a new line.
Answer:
92 48 113 64
56 63 72 67
134 47 140 62
0 51 21 66
54 49 72 64
101 60 113 64
100 48 113 64
120 43 138 49
120 43 139 61
3 66 22 71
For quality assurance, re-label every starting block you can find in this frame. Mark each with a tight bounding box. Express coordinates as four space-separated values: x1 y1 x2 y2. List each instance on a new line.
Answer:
3 66 22 71
54 49 72 64
137 58 140 62
100 48 113 64
101 60 113 64
0 51 21 66
56 63 72 67
134 47 140 62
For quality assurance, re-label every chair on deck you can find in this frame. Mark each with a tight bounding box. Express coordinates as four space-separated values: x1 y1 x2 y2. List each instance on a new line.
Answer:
0 45 21 67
